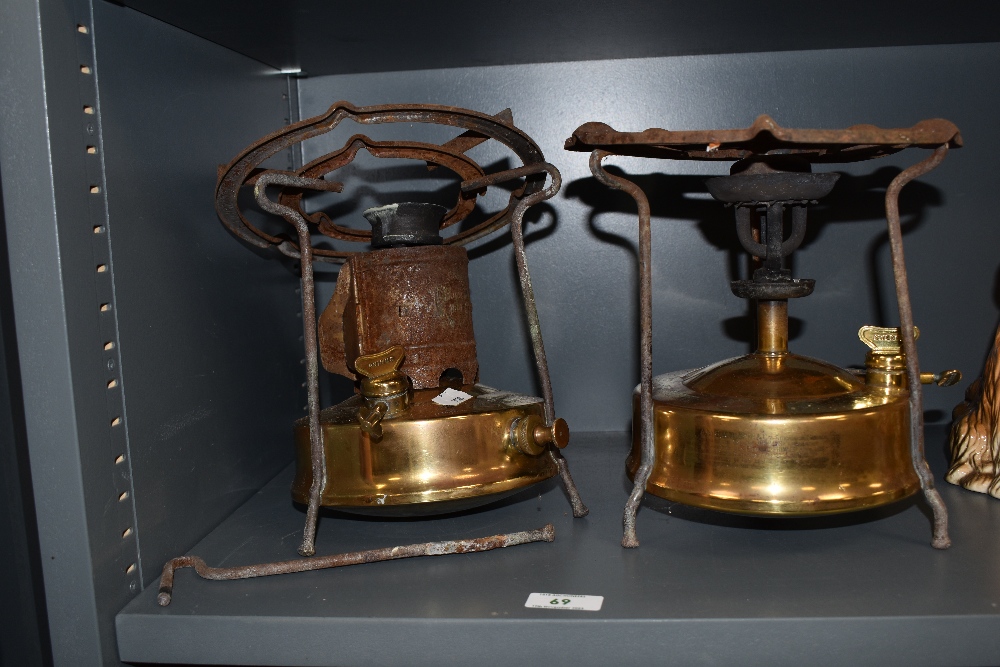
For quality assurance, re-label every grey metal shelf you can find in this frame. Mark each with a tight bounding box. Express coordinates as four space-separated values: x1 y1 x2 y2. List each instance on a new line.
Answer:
117 426 1000 667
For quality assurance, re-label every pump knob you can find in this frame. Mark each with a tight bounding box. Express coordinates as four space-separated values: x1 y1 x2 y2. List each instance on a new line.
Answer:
512 415 569 456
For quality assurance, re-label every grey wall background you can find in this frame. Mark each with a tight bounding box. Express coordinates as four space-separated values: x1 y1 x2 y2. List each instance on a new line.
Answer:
298 43 1000 432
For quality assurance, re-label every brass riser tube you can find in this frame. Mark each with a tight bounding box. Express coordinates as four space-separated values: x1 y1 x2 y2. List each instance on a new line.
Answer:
757 300 788 355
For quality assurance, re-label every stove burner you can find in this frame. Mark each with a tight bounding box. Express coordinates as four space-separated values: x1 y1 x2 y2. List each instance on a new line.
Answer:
363 202 447 248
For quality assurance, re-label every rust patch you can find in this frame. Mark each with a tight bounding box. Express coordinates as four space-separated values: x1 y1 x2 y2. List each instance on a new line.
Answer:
334 245 478 390
565 115 962 162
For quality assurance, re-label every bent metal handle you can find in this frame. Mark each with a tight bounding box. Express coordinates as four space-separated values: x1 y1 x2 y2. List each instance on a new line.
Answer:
158 524 555 606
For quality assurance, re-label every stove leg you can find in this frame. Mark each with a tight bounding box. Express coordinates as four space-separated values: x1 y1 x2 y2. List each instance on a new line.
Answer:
589 151 653 548
507 163 589 519
885 145 952 549
253 173 332 557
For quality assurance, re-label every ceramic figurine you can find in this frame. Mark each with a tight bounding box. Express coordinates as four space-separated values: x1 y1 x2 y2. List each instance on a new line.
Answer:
948 323 1000 497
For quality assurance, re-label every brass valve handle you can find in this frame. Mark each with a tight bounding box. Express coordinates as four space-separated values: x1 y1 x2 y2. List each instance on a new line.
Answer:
355 345 405 379
357 402 387 440
859 325 960 387
354 346 412 441
858 325 920 353
512 415 569 456
920 370 962 387
355 346 410 399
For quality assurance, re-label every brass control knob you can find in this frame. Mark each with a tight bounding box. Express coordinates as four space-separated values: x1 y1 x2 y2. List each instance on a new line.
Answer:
512 415 569 456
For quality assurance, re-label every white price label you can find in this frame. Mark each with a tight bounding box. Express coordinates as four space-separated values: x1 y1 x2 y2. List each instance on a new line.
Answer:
432 387 473 406
524 592 603 612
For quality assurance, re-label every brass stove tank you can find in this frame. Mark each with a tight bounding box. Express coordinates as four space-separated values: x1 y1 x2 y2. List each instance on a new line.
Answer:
294 202 568 514
627 319 959 515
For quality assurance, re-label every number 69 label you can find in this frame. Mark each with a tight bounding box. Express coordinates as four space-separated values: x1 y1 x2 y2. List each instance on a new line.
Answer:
524 592 603 611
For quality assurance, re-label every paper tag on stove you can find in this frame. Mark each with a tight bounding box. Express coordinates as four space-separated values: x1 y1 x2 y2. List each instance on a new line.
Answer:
524 593 603 611
431 387 473 406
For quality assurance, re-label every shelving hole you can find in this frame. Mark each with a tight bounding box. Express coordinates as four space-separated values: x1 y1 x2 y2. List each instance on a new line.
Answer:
86 145 97 154
107 379 117 389
125 563 136 575
96 264 107 273
103 341 114 350
90 185 100 194
115 454 125 465
100 303 110 312
111 417 121 427
118 491 128 502
80 65 91 74
122 527 132 539
77 24 88 33
83 105 94 115
93 226 104 234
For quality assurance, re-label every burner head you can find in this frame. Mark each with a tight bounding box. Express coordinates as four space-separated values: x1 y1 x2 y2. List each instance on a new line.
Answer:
705 171 839 204
364 202 446 248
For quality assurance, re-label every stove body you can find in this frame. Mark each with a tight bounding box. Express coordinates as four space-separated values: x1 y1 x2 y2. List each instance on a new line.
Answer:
566 115 962 546
215 102 587 554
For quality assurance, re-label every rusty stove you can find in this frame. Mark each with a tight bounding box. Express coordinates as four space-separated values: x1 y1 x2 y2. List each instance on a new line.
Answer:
156 102 587 604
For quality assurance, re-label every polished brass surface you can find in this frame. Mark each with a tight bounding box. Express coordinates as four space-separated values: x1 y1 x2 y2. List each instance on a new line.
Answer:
292 384 559 513
757 300 788 354
628 354 919 515
628 310 924 515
